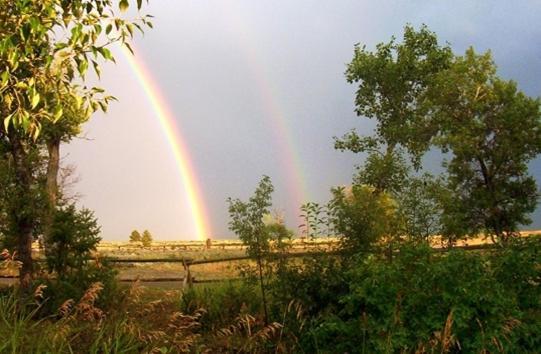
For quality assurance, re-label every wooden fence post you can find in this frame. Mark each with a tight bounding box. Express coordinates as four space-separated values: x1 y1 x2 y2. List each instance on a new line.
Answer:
182 259 193 288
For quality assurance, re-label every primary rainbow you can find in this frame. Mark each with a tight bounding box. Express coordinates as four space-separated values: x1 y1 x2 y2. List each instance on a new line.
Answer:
121 46 211 241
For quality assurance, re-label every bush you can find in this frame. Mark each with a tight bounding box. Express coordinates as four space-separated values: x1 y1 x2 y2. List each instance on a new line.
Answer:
270 255 350 318
39 262 118 316
39 205 119 315
45 204 100 278
302 243 540 353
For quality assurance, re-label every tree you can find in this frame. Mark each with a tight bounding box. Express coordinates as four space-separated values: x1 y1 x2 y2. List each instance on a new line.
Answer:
328 185 401 255
228 176 291 324
0 0 152 287
129 230 141 243
40 89 94 253
341 25 541 244
336 24 452 172
427 49 541 242
45 204 101 279
141 229 152 247
299 202 329 239
396 174 443 242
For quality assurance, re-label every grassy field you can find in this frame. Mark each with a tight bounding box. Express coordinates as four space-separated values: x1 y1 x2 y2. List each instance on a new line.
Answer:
2 231 539 285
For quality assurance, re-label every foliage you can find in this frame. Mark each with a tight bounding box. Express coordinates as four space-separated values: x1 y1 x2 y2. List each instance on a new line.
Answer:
141 229 152 246
339 24 452 167
228 175 291 324
0 281 206 353
0 0 153 285
36 203 119 316
270 255 350 318
45 204 100 278
181 281 262 331
302 242 540 353
0 141 47 249
354 147 410 194
427 48 541 242
396 174 444 242
40 262 118 316
129 229 141 243
341 25 541 243
0 0 152 137
299 202 329 239
328 184 401 254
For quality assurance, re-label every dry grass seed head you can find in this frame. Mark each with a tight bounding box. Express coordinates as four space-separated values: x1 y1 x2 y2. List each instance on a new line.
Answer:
74 282 105 321
1 249 22 270
33 284 47 301
58 299 75 318
126 279 143 303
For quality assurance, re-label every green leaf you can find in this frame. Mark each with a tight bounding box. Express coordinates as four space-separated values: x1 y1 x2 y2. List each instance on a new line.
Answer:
123 42 134 55
0 70 9 89
99 101 108 112
78 59 89 76
137 0 143 10
105 24 113 35
31 92 40 109
53 105 63 122
32 123 40 141
3 112 14 132
92 60 101 79
99 47 113 61
119 0 129 12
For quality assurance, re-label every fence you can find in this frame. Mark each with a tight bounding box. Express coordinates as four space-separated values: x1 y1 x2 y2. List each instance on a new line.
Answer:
1 243 502 287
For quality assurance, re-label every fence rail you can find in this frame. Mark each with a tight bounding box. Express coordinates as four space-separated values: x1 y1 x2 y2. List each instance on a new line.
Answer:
0 243 505 286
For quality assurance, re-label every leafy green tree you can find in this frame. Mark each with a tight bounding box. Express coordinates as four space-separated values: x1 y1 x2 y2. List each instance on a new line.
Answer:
40 90 94 253
46 204 101 279
396 174 444 242
299 202 329 239
427 48 541 242
336 24 452 172
141 229 152 247
341 25 541 244
0 0 152 286
329 185 401 255
228 176 292 324
129 230 141 243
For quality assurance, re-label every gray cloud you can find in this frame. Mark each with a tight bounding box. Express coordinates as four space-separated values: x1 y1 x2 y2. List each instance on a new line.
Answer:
65 0 541 240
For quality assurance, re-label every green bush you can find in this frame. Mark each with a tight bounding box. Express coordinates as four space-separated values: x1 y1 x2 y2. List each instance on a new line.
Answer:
39 262 118 316
270 255 350 318
36 204 120 315
45 204 101 278
302 242 540 353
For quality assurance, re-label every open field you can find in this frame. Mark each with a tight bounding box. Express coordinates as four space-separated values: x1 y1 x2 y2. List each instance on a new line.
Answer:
2 231 539 286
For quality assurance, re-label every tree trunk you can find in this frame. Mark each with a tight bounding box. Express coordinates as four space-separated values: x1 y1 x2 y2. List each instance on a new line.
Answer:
44 139 60 249
257 254 269 326
46 139 60 212
10 135 35 289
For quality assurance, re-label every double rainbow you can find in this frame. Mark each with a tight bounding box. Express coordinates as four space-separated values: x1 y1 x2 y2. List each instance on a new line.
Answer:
122 47 210 240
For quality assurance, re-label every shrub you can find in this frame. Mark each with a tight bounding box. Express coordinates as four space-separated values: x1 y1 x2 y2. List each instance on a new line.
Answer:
45 204 100 278
39 205 119 315
302 243 540 353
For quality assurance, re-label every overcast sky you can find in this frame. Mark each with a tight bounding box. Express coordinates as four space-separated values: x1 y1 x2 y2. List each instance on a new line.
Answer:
64 0 541 240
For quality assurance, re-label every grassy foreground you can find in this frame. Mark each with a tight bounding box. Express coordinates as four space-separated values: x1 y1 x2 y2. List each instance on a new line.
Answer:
1 235 540 353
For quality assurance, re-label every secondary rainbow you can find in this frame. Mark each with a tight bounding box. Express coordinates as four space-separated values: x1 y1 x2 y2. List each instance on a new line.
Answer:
223 5 311 213
121 46 211 240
